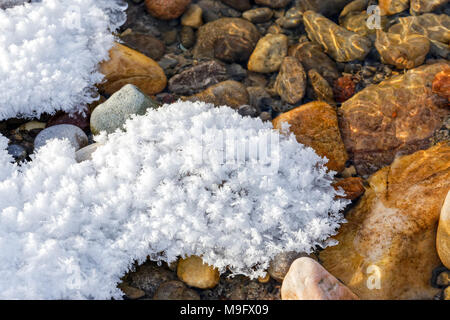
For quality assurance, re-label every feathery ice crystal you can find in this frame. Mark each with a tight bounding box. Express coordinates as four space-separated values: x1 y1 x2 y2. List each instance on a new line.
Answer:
0 101 349 299
0 0 127 120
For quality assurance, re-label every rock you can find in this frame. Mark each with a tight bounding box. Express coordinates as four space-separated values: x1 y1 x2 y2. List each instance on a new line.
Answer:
46 110 90 132
436 270 450 287
75 143 102 163
379 0 409 15
333 76 356 103
177 256 220 289
34 124 88 151
145 0 191 20
99 43 167 97
277 7 303 29
120 33 165 61
272 101 349 172
7 144 27 162
180 26 196 49
226 63 247 81
303 11 372 62
248 33 288 73
340 0 370 18
433 68 450 101
332 177 365 200
181 4 203 28
254 0 291 8
90 84 160 134
288 41 339 85
388 14 450 59
444 287 450 300
153 281 200 300
340 11 388 39
320 143 450 299
260 112 272 122
410 0 449 14
118 283 146 299
268 252 312 282
247 86 272 112
296 0 354 17
128 262 176 297
258 273 271 284
184 80 249 108
339 62 450 176
375 30 430 69
220 0 251 11
193 18 260 63
238 104 260 117
17 121 46 132
162 29 178 45
281 257 359 300
168 60 228 95
242 8 274 24
274 57 306 104
307 69 335 105
437 190 450 269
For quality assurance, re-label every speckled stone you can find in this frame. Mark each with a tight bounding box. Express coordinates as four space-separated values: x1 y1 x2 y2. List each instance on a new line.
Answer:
248 33 288 73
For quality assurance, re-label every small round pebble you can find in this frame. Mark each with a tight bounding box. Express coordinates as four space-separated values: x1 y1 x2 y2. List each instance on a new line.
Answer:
33 124 88 151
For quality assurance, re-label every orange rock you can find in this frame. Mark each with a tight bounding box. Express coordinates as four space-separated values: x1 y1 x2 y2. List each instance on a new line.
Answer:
177 256 220 289
281 257 359 300
432 68 450 102
320 142 450 299
99 43 167 97
145 0 191 20
272 102 348 172
379 0 409 15
333 177 365 200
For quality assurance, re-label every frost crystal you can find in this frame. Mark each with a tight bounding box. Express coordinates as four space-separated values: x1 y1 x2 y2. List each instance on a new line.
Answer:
0 0 127 120
0 101 348 299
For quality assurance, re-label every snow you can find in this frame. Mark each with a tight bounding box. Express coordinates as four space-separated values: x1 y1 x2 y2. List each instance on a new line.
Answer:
0 101 349 299
0 0 127 120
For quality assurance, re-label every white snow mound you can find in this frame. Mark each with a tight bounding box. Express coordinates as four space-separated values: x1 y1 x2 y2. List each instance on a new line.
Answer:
0 0 127 120
0 101 348 299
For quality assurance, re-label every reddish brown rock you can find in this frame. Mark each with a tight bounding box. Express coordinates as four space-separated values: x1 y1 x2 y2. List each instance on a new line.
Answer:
99 43 167 97
145 0 191 20
333 76 356 103
339 62 450 176
433 68 450 101
183 80 249 109
281 257 359 300
193 18 260 63
46 110 90 132
333 177 365 200
275 57 306 105
272 101 348 172
320 143 450 299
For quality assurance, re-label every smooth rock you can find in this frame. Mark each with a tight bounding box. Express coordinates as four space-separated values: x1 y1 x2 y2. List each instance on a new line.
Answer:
168 60 228 95
90 84 160 134
181 4 203 28
437 190 450 269
320 143 450 299
145 0 191 20
184 80 249 108
153 281 200 300
220 0 251 11
275 57 306 104
307 69 335 105
332 177 365 200
17 121 46 132
247 86 272 111
288 41 339 85
379 0 409 15
128 263 176 297
193 18 260 63
34 124 88 151
7 144 27 162
268 252 312 282
118 283 146 299
281 257 359 300
339 62 450 176
242 8 274 24
99 43 167 97
340 11 388 39
410 0 449 14
296 0 354 17
177 256 220 289
254 0 291 8
248 33 288 73
180 26 196 49
75 143 102 163
120 32 165 61
272 101 349 172
303 10 372 62
376 30 430 69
